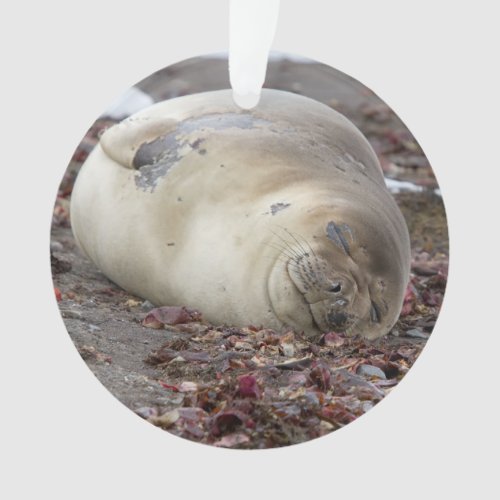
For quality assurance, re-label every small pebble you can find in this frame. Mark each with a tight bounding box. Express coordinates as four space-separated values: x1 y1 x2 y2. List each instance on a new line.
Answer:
124 298 142 308
405 328 429 339
150 409 180 428
319 420 335 431
141 300 154 311
135 406 158 419
234 341 254 351
61 309 84 320
50 241 64 252
357 364 387 379
169 356 186 364
281 343 295 357
362 401 375 412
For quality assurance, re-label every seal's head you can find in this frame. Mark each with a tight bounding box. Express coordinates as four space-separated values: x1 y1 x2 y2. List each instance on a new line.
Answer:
269 212 409 340
286 249 390 340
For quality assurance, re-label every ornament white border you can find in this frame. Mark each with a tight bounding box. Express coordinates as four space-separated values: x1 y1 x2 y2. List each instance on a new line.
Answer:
2 0 497 498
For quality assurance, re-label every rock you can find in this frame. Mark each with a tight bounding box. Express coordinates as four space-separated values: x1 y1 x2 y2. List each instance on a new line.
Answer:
178 381 198 392
362 401 375 412
357 364 387 379
50 241 64 252
124 298 142 308
234 341 254 351
141 300 154 311
51 253 72 274
281 343 295 357
169 356 186 364
405 328 429 339
214 432 250 448
78 345 112 364
135 406 158 419
149 409 180 428
61 308 84 320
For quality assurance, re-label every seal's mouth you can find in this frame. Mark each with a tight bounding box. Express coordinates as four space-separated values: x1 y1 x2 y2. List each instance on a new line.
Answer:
309 297 384 336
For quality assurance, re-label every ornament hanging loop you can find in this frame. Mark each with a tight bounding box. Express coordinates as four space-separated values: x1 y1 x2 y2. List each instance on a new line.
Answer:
229 0 280 109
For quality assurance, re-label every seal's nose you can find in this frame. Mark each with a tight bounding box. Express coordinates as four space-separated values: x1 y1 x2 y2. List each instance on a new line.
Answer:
327 311 348 327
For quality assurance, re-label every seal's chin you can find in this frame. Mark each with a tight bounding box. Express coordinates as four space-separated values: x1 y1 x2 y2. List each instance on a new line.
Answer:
309 301 357 335
309 295 387 338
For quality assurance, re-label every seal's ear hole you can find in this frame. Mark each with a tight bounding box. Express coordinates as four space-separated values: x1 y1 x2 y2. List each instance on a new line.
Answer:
329 283 342 293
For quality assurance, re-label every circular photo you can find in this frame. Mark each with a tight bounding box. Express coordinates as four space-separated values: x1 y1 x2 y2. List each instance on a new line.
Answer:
51 53 448 449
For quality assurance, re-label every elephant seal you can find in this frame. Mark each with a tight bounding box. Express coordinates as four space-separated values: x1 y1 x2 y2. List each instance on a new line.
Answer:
70 89 410 340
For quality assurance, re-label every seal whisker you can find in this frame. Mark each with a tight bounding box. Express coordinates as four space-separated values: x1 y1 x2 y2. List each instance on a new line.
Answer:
268 255 305 279
281 258 304 273
265 247 308 276
275 225 311 258
301 236 317 258
267 242 300 261
269 229 305 260
265 242 300 262
276 243 303 262
264 239 295 256
344 315 362 337
261 253 300 274
276 239 305 261
283 226 317 259
282 228 309 256
289 263 307 275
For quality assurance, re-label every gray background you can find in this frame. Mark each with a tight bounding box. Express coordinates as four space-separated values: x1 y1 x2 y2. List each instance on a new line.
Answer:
2 1 498 499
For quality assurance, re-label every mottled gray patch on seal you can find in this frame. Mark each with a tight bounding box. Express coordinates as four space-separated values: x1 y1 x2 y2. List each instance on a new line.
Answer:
190 138 205 150
181 113 269 132
132 113 271 191
270 202 291 215
326 221 355 257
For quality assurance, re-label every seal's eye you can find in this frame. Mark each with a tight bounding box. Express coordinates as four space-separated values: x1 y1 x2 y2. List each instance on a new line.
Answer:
329 283 342 293
370 301 382 323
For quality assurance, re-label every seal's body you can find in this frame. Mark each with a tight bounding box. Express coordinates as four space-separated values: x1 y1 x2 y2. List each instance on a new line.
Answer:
71 90 410 339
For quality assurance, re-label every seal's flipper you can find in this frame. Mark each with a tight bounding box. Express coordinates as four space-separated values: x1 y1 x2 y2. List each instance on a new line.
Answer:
100 116 178 169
